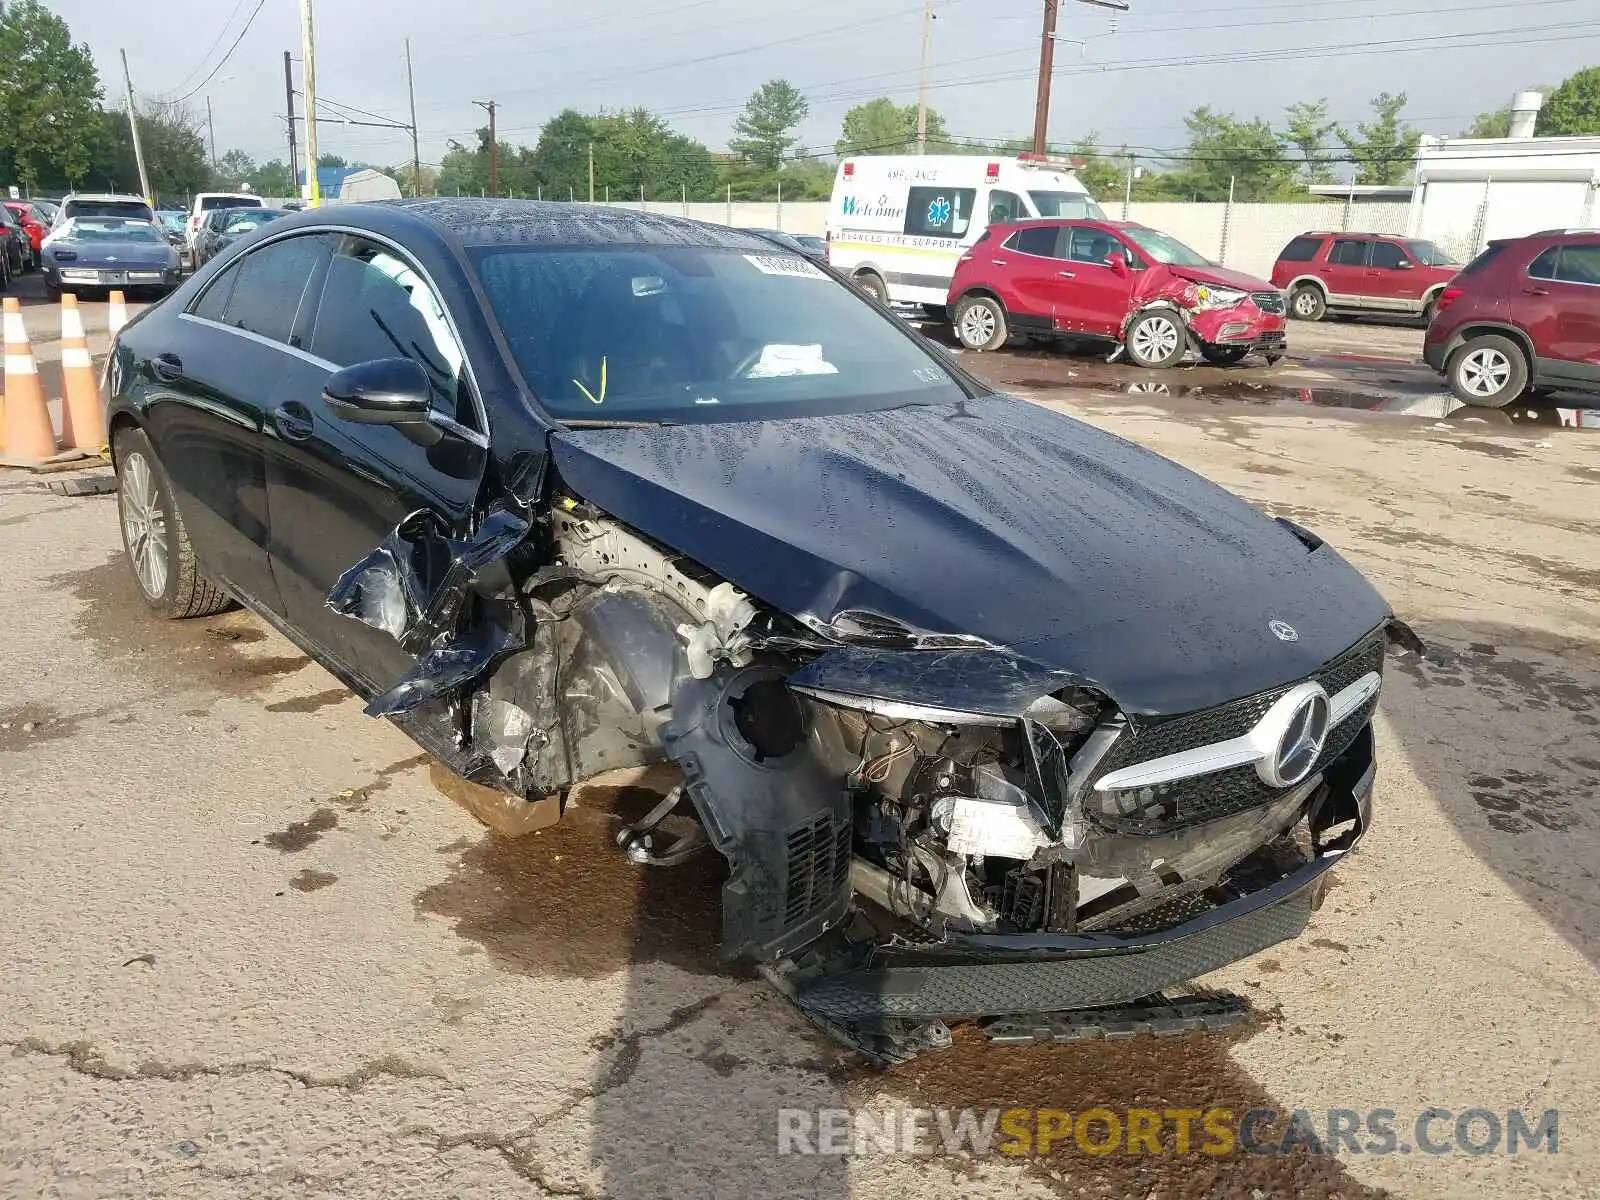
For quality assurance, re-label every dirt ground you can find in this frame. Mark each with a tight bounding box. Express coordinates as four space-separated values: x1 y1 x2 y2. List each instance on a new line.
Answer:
1 315 1598 1198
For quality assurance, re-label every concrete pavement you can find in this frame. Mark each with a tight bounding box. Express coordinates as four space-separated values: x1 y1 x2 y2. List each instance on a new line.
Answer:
1 339 1598 1197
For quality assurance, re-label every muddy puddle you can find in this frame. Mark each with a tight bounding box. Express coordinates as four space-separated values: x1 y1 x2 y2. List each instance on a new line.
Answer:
416 783 731 980
53 556 311 696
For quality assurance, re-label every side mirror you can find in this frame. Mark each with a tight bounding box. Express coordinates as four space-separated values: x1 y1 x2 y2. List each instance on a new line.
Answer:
323 357 440 445
1106 251 1129 276
1396 260 1413 270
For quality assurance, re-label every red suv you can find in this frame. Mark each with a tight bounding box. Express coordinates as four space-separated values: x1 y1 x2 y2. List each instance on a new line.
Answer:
1425 229 1600 407
949 219 1287 367
1271 232 1460 323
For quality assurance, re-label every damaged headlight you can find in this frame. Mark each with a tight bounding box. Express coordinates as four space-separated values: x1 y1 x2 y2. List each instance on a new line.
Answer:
1188 284 1247 311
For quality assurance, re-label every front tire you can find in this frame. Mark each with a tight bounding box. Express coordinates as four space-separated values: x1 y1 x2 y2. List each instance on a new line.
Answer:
952 294 1008 351
853 271 889 304
114 428 233 619
1446 334 1528 408
1290 284 1326 321
1124 309 1187 368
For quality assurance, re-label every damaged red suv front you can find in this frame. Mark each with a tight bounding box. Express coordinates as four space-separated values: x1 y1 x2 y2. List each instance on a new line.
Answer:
949 218 1287 369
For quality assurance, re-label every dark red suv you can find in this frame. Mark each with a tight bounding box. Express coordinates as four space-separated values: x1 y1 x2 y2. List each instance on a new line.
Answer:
1424 230 1600 407
949 218 1286 367
1271 232 1460 322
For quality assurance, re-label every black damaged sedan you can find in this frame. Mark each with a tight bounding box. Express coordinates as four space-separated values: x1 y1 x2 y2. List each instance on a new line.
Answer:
105 199 1410 1060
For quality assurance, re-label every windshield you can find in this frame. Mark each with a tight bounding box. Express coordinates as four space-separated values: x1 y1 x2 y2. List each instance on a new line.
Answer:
1028 190 1104 219
222 208 287 232
158 212 186 231
473 244 974 423
59 221 166 245
66 200 153 222
1123 226 1212 268
1403 239 1457 267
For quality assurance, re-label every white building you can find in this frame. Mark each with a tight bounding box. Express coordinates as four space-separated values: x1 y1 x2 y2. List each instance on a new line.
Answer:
1406 91 1600 259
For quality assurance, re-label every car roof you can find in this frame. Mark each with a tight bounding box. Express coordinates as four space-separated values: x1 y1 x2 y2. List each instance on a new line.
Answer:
275 197 784 253
63 193 150 203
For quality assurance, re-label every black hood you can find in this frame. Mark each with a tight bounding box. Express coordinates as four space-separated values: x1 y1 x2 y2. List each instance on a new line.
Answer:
549 395 1391 716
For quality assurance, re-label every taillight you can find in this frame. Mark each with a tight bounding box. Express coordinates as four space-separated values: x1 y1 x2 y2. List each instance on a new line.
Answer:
1435 286 1464 314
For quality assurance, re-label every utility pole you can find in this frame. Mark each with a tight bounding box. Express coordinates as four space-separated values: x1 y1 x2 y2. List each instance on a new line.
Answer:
299 0 321 205
283 51 298 183
915 0 934 155
588 142 595 202
206 95 217 171
405 38 421 197
120 50 152 206
474 99 498 197
1032 0 1130 157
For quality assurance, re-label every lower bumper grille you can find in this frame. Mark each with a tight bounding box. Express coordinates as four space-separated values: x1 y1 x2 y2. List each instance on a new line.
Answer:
1090 629 1385 835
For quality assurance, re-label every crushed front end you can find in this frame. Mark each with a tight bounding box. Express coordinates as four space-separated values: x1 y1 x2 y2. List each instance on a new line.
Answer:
1172 282 1289 357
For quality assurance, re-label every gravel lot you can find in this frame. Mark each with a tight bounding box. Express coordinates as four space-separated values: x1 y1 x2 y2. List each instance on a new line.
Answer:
2 308 1598 1198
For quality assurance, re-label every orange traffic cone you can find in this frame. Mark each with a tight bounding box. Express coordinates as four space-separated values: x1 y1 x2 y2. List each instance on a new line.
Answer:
107 290 128 338
57 293 105 452
0 296 57 464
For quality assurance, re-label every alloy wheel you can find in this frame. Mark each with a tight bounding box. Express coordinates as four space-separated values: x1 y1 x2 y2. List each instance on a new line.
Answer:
1294 291 1320 317
1131 315 1180 361
959 304 996 346
120 451 170 600
1457 347 1512 398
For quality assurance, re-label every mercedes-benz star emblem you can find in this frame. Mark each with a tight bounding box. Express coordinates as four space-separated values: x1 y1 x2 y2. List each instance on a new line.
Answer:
1269 619 1299 642
1252 682 1332 788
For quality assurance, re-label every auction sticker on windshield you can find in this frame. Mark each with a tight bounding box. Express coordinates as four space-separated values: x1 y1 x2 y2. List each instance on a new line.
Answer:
745 254 827 279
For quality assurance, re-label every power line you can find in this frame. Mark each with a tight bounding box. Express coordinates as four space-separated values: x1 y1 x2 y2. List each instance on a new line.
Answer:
169 0 269 105
157 0 249 98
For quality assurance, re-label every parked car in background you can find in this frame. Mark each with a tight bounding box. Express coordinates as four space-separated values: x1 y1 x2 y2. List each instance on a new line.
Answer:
42 217 182 299
1425 228 1600 407
155 209 191 266
3 201 48 270
185 191 263 255
827 152 1103 311
103 199 1399 1060
790 233 827 259
739 227 826 263
0 202 31 275
53 192 156 228
30 199 58 224
949 218 1288 367
1272 232 1460 323
193 206 291 267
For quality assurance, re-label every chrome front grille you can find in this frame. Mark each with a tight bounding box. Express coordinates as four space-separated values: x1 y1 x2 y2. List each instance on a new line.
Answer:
1090 630 1385 835
1252 291 1287 314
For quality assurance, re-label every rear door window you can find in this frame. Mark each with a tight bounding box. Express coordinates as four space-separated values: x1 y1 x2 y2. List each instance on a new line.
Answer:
1007 225 1062 257
1553 244 1600 285
221 235 330 346
1328 238 1370 266
904 187 975 239
1278 235 1323 262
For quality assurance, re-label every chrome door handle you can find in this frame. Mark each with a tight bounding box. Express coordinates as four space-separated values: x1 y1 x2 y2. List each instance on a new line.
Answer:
991 259 1007 265
1058 270 1076 278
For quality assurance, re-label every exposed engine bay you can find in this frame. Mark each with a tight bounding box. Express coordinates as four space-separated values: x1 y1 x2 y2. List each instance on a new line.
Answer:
331 492 1407 1060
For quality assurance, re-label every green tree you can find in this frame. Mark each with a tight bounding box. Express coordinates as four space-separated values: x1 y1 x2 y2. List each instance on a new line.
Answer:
0 0 104 188
1537 68 1600 135
317 152 348 168
1067 135 1129 200
835 97 948 156
527 108 597 199
1283 99 1336 184
1336 92 1420 185
247 158 296 197
90 102 210 200
213 148 256 189
1158 106 1297 201
730 79 808 171
589 108 717 201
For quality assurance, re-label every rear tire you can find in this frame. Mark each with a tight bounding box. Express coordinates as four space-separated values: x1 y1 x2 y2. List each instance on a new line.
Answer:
853 271 889 304
1289 284 1325 321
952 294 1008 351
1124 309 1188 368
1446 334 1528 409
113 428 233 619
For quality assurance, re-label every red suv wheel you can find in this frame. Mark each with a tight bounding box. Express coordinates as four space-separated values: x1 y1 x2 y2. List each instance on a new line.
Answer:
1447 334 1528 408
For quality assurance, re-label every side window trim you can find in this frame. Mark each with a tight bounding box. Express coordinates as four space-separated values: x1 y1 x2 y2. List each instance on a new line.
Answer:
302 232 489 437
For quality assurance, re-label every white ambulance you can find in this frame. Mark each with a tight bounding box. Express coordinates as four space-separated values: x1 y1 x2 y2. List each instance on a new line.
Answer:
825 153 1104 311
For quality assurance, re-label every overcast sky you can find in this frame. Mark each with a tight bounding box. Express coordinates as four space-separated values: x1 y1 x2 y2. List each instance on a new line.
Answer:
51 0 1597 172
